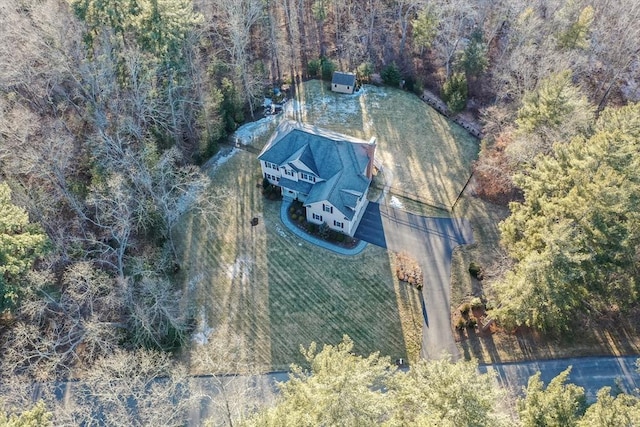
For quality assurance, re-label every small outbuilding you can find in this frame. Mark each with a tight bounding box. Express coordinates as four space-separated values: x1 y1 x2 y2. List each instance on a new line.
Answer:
331 71 356 94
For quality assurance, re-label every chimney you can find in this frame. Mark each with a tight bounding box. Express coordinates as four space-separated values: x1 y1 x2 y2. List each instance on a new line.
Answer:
365 137 376 179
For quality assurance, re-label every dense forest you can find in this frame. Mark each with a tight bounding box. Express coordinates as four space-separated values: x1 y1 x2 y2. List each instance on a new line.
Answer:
1 0 639 424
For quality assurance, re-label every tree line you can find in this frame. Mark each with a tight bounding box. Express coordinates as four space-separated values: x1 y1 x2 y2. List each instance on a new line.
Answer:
1 0 639 422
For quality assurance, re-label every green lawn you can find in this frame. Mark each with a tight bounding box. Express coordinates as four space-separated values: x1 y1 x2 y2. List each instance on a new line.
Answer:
290 80 479 211
176 150 423 373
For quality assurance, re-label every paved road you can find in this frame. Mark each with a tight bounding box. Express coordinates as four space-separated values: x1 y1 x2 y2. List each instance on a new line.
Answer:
46 356 639 424
355 202 474 360
480 356 640 402
189 356 639 422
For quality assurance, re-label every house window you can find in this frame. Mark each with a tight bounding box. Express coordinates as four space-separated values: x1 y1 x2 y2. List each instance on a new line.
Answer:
323 204 333 213
284 168 293 177
334 84 337 88
300 172 316 182
333 220 343 229
347 86 350 90
266 162 279 170
312 213 323 222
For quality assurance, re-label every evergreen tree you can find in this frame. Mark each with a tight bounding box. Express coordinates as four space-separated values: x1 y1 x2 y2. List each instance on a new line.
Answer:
458 28 488 77
578 387 640 427
442 72 468 113
243 336 506 426
412 8 438 53
557 4 594 50
0 401 52 427
518 368 587 427
494 103 640 332
515 71 593 148
381 62 401 87
0 183 48 311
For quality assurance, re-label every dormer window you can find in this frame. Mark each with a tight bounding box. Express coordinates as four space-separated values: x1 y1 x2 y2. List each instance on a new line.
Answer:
300 172 316 182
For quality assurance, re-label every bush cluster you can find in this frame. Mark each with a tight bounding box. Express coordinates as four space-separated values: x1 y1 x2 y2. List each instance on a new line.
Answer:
468 262 483 280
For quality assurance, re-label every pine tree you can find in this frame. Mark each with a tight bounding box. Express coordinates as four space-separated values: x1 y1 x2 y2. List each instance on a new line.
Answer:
0 183 48 310
494 103 640 332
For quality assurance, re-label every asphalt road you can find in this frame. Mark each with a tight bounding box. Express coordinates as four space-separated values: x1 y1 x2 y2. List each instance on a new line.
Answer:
355 202 474 360
43 355 640 424
188 356 639 423
480 355 640 402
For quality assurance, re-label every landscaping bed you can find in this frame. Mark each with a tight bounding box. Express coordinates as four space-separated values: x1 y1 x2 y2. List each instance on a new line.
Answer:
285 200 359 249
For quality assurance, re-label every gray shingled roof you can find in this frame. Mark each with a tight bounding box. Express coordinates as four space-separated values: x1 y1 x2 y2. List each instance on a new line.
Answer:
332 71 356 87
279 177 313 194
258 121 372 220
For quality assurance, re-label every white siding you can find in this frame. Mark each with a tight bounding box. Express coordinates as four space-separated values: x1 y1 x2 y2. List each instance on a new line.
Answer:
347 196 369 236
331 83 354 94
260 160 282 186
305 201 348 231
280 165 298 181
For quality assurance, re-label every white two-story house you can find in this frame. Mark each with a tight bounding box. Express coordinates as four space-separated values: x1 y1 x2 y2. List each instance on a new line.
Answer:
258 121 376 237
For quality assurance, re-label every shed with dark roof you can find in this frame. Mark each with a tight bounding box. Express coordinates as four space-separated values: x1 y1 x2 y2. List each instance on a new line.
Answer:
331 71 357 94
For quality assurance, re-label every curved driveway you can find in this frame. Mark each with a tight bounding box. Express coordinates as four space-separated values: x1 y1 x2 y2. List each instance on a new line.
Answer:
355 202 474 360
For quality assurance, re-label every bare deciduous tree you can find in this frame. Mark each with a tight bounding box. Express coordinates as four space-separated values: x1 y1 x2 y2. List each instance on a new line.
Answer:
1 264 124 381
211 0 266 118
63 349 199 426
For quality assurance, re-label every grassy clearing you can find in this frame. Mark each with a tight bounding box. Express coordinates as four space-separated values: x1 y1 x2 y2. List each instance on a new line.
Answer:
175 80 480 372
175 150 423 373
289 80 479 211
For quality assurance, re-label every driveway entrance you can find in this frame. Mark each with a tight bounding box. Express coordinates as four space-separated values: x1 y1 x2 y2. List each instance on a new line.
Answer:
354 202 474 360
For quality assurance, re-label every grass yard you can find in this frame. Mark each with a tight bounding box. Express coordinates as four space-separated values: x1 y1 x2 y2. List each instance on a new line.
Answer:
175 149 423 373
289 80 479 211
174 80 482 373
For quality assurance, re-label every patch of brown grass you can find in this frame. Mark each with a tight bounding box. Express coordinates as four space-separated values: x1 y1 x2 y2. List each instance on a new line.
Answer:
455 307 640 365
174 150 424 373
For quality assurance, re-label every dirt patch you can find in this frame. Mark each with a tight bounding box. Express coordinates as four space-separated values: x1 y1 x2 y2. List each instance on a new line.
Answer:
454 305 640 365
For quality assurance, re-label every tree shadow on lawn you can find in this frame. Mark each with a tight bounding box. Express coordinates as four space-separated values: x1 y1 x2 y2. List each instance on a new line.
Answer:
264 203 414 370
457 311 640 365
457 322 503 365
295 80 478 214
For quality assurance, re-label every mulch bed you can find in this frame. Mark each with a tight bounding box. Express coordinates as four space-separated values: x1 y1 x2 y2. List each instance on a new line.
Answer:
287 201 360 250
